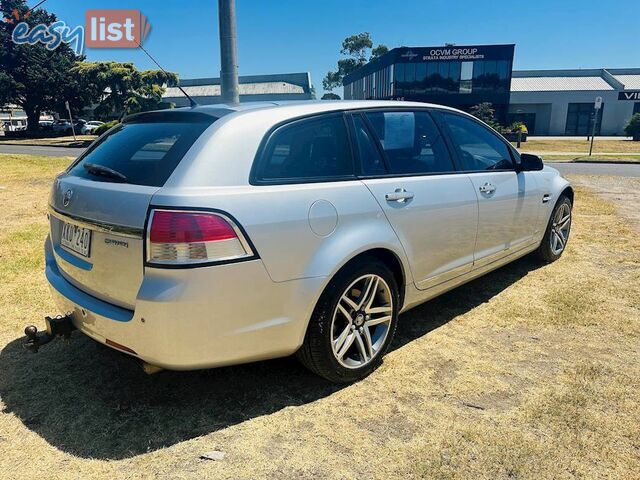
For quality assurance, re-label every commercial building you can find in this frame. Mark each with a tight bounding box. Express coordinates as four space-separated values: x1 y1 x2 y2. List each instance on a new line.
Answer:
343 45 515 122
343 45 639 136
162 72 314 107
509 68 640 135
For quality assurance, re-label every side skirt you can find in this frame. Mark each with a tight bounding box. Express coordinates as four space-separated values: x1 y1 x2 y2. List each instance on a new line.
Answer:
400 241 540 314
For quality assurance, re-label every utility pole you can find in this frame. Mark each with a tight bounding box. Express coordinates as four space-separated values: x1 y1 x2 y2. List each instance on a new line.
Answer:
589 96 602 156
218 0 240 104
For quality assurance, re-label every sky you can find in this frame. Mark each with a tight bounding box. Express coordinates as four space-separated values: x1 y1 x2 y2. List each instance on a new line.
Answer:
31 0 640 95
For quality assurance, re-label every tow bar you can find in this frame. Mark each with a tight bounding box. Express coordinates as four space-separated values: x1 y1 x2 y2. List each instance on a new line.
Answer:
24 315 75 353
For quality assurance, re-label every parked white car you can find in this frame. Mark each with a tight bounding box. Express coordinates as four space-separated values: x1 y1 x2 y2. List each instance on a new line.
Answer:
81 121 105 134
39 101 572 382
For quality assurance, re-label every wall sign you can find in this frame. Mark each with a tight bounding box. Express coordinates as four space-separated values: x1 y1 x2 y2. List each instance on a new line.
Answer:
422 47 485 61
619 91 640 101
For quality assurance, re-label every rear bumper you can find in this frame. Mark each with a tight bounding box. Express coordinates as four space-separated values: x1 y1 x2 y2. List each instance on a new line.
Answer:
45 236 325 369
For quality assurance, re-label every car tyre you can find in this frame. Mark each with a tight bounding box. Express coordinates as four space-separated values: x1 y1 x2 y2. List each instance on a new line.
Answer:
297 257 399 383
536 194 572 263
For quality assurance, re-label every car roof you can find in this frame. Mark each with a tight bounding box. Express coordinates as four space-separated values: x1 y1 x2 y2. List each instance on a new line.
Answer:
192 100 462 115
148 100 462 121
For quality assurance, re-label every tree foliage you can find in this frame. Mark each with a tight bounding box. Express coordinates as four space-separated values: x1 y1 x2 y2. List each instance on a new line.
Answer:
0 0 178 131
321 92 341 100
469 102 495 123
624 113 640 141
71 62 178 119
0 0 83 131
323 32 388 91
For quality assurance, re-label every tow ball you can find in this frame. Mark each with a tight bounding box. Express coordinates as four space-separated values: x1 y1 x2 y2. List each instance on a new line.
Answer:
24 315 76 353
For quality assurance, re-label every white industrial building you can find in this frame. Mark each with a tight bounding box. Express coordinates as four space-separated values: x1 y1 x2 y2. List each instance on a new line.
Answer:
162 72 313 107
508 68 640 136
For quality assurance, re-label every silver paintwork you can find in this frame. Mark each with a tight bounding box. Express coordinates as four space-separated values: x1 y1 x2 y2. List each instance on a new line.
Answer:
45 100 572 370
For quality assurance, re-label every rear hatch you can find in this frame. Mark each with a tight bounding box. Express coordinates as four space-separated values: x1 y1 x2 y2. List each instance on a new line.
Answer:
49 111 220 309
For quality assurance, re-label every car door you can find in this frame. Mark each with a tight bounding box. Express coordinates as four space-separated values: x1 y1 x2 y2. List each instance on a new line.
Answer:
437 111 541 267
353 109 479 290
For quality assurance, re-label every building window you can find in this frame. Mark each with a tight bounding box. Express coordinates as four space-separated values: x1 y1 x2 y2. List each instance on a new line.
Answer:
460 61 473 94
634 102 640 115
565 103 604 136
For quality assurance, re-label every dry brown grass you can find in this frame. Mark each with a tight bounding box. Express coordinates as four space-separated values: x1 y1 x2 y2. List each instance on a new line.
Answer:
541 155 640 162
515 139 640 154
0 154 638 479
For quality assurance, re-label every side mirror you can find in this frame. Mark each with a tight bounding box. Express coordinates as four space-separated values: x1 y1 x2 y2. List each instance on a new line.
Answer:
518 153 544 172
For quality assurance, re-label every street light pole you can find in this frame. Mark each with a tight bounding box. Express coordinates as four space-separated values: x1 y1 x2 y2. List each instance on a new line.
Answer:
218 0 239 104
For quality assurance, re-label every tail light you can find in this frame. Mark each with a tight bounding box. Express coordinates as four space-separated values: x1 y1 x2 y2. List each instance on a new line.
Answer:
146 209 255 266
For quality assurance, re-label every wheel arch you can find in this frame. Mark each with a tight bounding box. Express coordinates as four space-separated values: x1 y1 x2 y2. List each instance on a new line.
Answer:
323 247 408 310
560 185 574 203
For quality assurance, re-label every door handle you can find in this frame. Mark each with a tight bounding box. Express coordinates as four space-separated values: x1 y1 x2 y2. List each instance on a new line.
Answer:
478 183 496 194
385 188 414 202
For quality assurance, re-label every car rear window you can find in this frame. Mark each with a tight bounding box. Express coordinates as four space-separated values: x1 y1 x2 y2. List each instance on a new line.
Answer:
68 112 217 187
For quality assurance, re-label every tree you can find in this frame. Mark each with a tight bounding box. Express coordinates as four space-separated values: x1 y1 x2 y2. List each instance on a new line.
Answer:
72 62 178 119
323 32 388 91
624 113 640 141
469 102 496 124
0 0 84 131
321 92 341 100
470 103 504 132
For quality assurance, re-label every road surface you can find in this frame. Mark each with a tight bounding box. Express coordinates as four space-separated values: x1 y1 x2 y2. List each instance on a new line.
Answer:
0 144 85 158
1 144 639 177
550 162 640 177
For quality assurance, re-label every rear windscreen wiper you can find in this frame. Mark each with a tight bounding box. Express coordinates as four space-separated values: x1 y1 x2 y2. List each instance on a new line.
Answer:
83 163 128 182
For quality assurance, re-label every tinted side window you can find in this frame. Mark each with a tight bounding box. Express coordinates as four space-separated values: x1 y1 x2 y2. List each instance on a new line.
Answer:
364 111 454 175
256 115 353 182
443 113 513 171
353 115 386 176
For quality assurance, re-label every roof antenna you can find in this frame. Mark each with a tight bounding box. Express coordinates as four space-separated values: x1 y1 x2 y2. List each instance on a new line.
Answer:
136 41 198 108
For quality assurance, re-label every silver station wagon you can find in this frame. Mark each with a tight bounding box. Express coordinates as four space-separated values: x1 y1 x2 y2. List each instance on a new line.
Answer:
40 101 573 382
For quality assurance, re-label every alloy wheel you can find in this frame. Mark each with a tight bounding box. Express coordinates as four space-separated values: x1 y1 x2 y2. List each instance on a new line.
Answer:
330 274 393 369
550 202 571 255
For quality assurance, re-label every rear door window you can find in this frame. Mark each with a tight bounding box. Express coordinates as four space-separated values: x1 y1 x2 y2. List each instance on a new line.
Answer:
364 111 454 175
68 112 217 187
254 114 354 183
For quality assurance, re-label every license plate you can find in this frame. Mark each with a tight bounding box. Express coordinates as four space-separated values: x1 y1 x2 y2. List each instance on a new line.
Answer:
60 222 92 258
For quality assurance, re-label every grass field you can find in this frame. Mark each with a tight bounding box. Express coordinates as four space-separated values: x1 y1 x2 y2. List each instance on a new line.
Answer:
0 154 638 479
515 139 640 154
540 154 640 162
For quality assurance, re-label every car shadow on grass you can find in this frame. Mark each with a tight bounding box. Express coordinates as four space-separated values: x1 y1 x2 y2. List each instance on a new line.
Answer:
0 255 542 460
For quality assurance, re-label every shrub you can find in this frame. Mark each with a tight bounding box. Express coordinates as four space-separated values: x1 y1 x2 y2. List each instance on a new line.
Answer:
624 113 640 141
93 120 119 136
